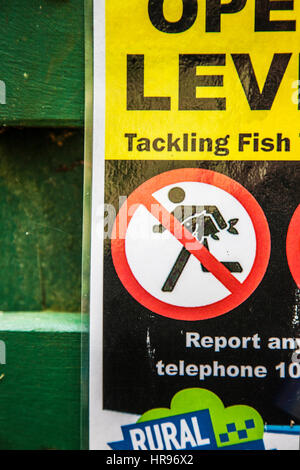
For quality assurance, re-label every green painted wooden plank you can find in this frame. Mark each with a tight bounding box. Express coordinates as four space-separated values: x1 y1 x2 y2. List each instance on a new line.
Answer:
0 0 84 126
0 127 84 312
0 312 88 332
0 312 86 450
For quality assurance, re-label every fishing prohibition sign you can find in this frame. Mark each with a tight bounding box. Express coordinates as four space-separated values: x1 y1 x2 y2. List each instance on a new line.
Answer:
111 169 271 321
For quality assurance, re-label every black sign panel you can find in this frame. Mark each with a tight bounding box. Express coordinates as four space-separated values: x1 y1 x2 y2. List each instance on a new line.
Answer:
103 160 300 425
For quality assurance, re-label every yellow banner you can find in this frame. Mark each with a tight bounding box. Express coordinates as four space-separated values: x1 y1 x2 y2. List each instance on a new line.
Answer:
106 0 300 160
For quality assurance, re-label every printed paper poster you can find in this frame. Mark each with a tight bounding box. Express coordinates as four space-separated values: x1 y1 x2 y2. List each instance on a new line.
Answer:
89 0 300 451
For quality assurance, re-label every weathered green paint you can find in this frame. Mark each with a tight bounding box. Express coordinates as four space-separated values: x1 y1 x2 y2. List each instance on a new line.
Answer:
0 0 84 127
80 0 93 449
0 313 87 450
0 127 84 312
0 0 88 449
0 312 88 332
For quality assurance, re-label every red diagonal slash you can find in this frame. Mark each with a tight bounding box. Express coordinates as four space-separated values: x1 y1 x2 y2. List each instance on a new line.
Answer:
140 193 242 293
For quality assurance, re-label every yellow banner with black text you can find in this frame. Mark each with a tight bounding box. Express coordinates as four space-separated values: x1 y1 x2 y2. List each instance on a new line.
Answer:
106 0 300 160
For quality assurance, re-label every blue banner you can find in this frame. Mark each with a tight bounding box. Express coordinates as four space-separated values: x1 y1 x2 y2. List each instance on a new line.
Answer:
108 409 265 451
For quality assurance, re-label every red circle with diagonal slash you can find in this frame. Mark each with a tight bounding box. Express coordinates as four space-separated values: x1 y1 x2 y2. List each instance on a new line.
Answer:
286 205 300 288
111 168 271 320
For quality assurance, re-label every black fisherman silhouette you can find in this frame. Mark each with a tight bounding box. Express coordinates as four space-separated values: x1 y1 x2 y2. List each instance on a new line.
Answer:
153 186 243 292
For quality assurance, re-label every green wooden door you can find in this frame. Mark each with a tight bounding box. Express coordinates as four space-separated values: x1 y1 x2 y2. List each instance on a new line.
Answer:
0 0 86 450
